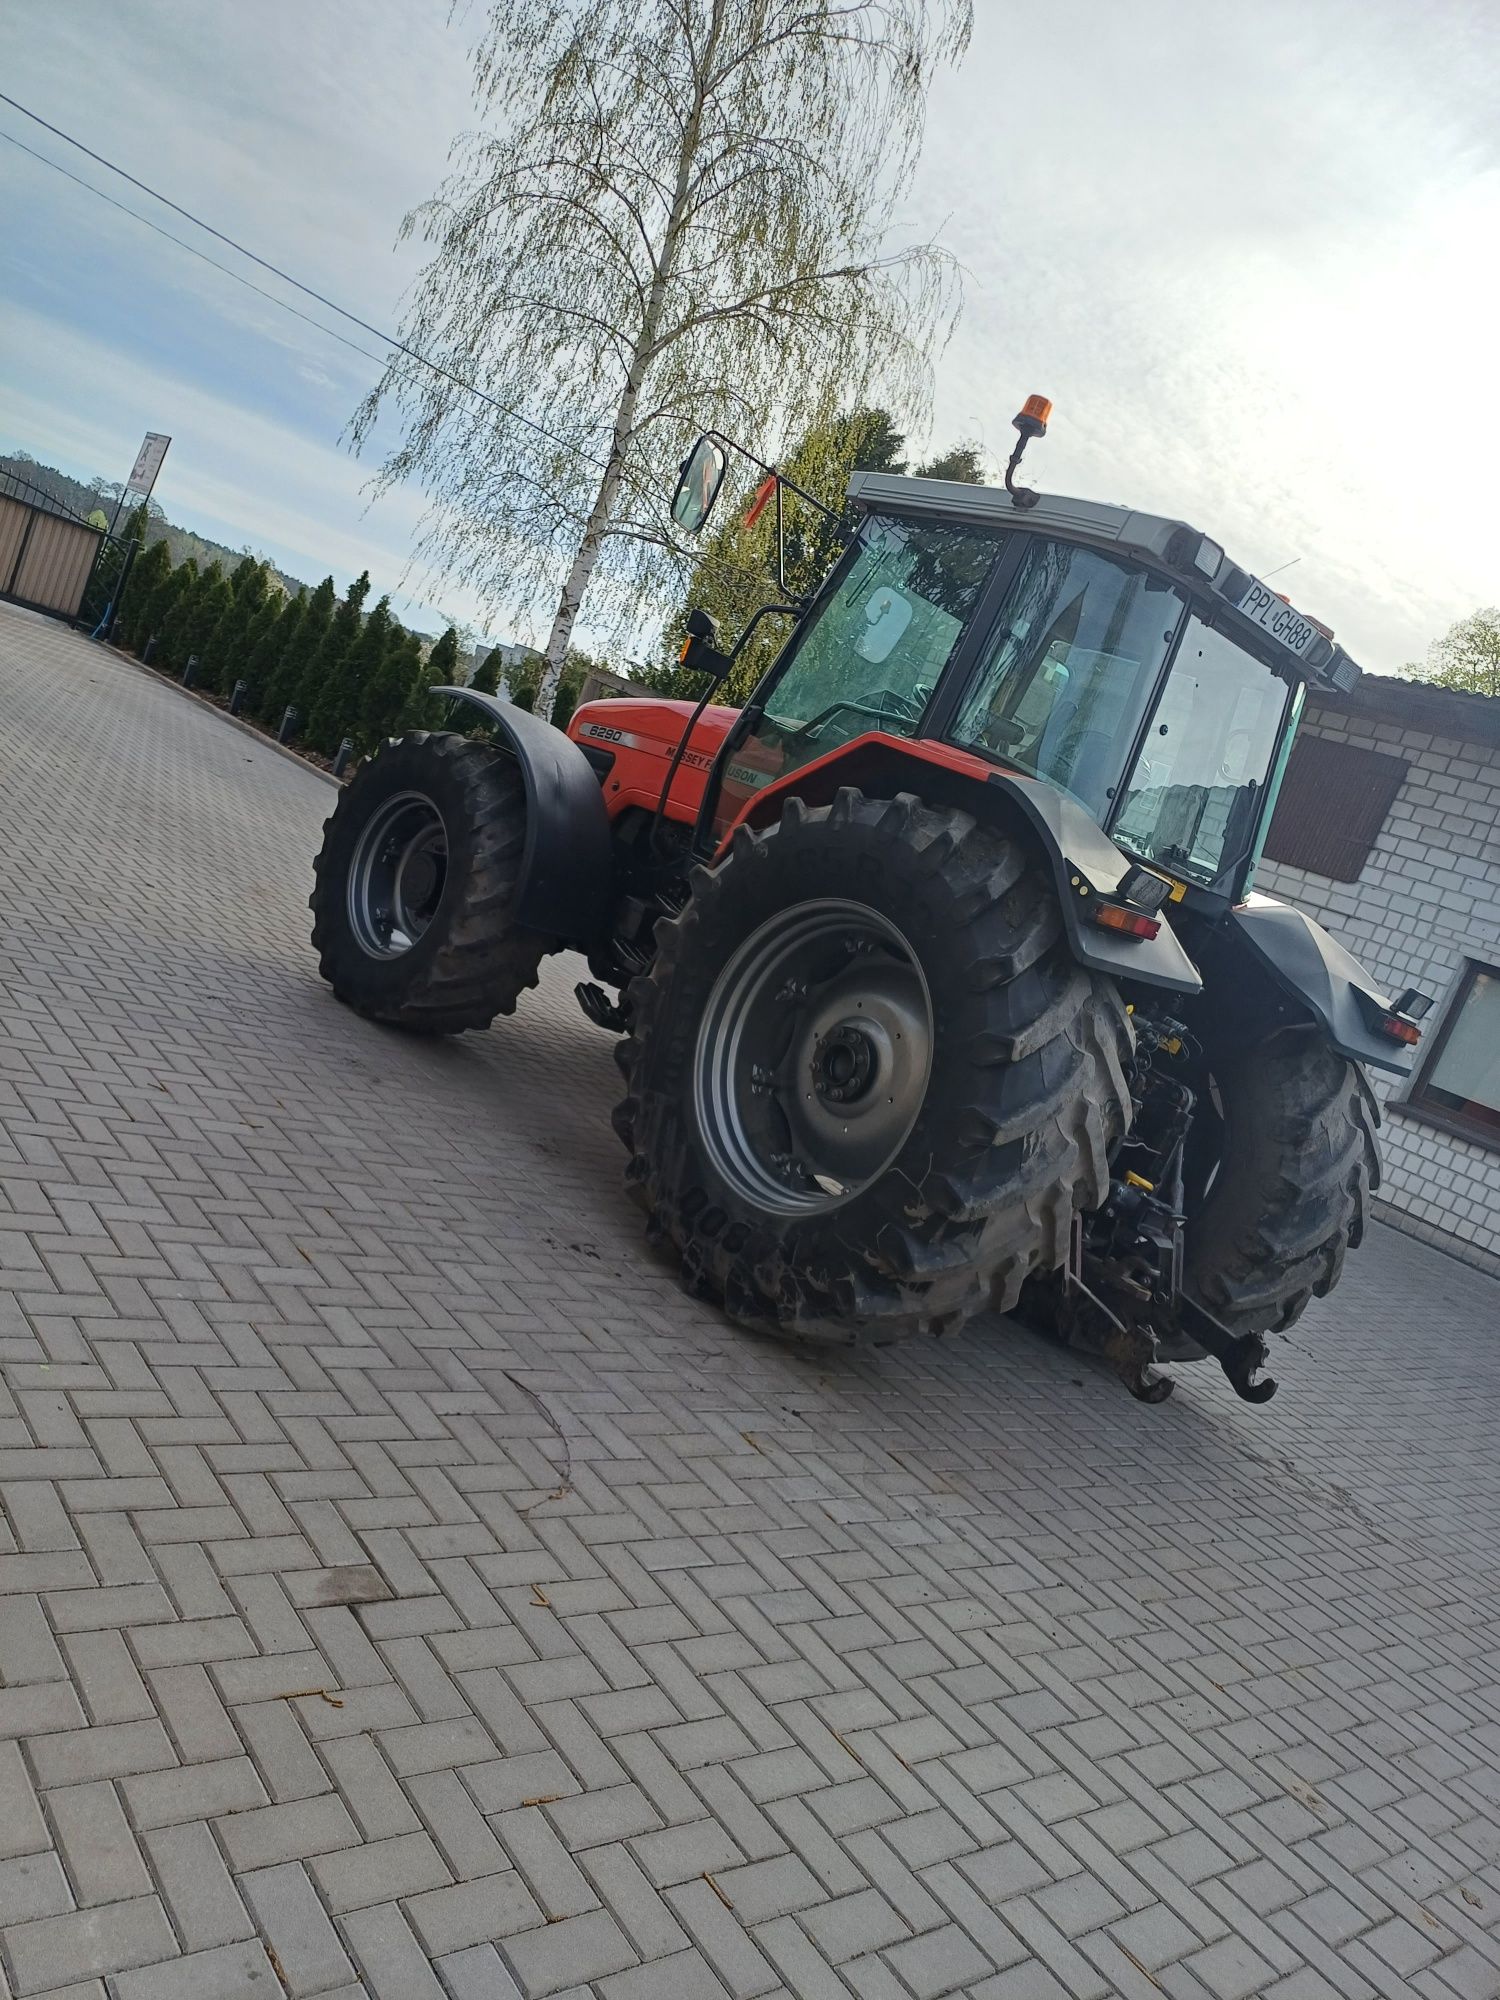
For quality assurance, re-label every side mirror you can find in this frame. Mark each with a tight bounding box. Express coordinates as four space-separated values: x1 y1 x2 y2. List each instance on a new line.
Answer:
671 436 728 536
677 605 732 681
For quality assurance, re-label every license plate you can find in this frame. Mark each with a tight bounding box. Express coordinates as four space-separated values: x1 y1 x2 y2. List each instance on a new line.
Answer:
1235 578 1319 659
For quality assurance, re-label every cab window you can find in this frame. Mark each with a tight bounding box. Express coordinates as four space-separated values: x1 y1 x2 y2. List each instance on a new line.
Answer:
1113 615 1291 886
712 514 1006 836
951 540 1184 816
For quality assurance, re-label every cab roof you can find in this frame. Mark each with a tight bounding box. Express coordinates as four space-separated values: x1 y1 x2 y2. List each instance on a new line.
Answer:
845 468 1361 695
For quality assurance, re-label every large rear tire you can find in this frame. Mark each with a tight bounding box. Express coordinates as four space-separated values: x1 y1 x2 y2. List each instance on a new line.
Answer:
1178 1026 1380 1344
613 789 1133 1343
310 732 549 1033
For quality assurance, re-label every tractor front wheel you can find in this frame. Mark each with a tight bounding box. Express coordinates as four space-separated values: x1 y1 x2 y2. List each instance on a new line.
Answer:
311 732 549 1033
614 788 1134 1343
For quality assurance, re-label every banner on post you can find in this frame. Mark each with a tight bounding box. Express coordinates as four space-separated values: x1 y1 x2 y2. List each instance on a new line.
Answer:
125 432 171 500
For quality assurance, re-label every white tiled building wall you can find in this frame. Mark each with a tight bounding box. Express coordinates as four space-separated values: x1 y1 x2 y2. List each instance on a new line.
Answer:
1255 703 1500 1273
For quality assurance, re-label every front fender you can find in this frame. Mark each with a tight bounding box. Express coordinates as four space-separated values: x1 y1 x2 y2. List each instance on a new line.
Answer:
1230 893 1413 1075
986 772 1202 996
433 687 612 949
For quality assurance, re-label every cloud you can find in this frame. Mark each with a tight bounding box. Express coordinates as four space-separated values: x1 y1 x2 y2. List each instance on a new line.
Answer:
2 0 1496 671
901 0 1500 668
0 297 503 633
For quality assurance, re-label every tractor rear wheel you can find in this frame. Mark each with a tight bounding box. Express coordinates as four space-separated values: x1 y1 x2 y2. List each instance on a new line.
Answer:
1171 1026 1380 1350
311 731 549 1033
1020 1027 1381 1368
613 788 1133 1343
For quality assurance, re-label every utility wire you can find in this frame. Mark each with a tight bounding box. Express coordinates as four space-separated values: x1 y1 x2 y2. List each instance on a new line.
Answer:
1 89 808 646
0 129 397 380
0 90 611 470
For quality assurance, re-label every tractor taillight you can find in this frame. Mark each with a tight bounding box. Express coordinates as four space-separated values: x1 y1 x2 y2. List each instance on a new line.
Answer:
1092 903 1161 941
1356 987 1430 1048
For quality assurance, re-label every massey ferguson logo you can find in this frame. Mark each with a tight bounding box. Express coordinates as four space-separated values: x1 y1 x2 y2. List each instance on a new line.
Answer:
579 721 715 773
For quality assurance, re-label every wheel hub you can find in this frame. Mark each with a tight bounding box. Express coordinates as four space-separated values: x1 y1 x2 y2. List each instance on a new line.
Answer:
811 1024 876 1104
347 791 448 958
693 899 933 1217
398 847 440 910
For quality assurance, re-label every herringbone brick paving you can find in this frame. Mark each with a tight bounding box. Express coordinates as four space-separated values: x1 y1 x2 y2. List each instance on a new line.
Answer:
1 598 1497 2000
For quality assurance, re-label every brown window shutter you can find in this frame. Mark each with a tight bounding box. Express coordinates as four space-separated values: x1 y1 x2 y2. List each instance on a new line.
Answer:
1262 735 1408 882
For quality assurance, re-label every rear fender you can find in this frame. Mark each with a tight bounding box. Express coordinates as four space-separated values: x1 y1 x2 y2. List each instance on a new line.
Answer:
1228 894 1414 1074
432 687 612 948
734 734 1202 996
987 769 1201 996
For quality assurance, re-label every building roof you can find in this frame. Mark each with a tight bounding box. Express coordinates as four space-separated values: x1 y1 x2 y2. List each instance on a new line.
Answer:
1307 674 1500 749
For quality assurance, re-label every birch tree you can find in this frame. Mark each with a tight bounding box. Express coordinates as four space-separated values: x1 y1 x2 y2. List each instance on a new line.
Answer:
353 0 971 717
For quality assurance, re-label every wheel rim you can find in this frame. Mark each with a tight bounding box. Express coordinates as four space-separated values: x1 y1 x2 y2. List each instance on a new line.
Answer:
346 791 448 958
693 898 933 1217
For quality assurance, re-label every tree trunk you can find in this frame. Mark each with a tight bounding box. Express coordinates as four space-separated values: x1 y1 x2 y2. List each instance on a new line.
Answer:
534 1 724 720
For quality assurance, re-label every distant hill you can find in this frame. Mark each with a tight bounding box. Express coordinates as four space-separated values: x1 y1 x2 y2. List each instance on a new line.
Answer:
1 451 314 600
2 450 523 672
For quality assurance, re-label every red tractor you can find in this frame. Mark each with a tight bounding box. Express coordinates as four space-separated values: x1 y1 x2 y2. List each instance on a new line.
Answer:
310 400 1429 1402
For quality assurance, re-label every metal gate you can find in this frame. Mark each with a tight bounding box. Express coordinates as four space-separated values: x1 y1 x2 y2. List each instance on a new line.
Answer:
0 472 105 621
76 528 139 639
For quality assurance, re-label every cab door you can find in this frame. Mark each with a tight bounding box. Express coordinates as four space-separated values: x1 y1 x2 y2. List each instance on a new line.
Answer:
704 513 1009 844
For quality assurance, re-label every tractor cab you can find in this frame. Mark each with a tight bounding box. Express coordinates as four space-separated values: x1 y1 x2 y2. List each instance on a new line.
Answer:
688 452 1360 914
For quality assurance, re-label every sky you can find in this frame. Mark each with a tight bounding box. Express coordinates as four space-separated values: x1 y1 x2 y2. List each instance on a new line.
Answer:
1 0 1496 669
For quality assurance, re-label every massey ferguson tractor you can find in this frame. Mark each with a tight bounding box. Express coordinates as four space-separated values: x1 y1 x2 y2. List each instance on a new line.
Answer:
310 398 1431 1403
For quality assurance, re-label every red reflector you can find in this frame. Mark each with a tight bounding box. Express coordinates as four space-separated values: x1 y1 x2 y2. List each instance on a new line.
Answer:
744 475 777 527
1379 1015 1421 1045
1093 902 1160 940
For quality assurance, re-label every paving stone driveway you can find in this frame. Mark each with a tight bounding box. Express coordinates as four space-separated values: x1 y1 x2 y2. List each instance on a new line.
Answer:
1 600 1498 2000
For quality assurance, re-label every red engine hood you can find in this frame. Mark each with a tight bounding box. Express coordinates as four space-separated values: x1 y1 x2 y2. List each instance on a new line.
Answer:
567 696 742 818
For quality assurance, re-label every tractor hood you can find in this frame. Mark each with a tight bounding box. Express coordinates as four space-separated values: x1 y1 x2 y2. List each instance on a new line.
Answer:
568 696 741 818
570 696 739 771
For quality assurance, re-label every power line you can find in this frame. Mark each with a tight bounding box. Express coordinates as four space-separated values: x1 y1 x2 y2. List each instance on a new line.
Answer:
1 89 803 640
0 90 611 470
0 129 396 379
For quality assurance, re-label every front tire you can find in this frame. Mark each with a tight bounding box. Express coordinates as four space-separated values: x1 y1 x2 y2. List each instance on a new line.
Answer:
310 732 549 1033
614 789 1133 1343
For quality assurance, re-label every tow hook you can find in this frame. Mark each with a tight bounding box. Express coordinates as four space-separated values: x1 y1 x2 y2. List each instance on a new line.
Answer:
1175 1296 1278 1403
575 982 630 1033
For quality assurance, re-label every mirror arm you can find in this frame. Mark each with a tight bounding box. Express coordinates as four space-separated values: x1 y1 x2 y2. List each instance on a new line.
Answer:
713 434 842 530
727 601 801 665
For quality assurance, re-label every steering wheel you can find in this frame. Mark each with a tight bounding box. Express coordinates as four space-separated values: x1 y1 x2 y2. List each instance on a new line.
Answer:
791 693 922 742
872 686 924 723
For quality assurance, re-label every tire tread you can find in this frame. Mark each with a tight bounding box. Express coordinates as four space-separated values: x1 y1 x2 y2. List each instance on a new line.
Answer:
614 790 1133 1345
310 731 548 1034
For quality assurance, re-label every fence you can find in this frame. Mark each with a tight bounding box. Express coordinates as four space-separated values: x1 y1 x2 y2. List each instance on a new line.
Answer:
0 471 106 621
76 529 138 639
